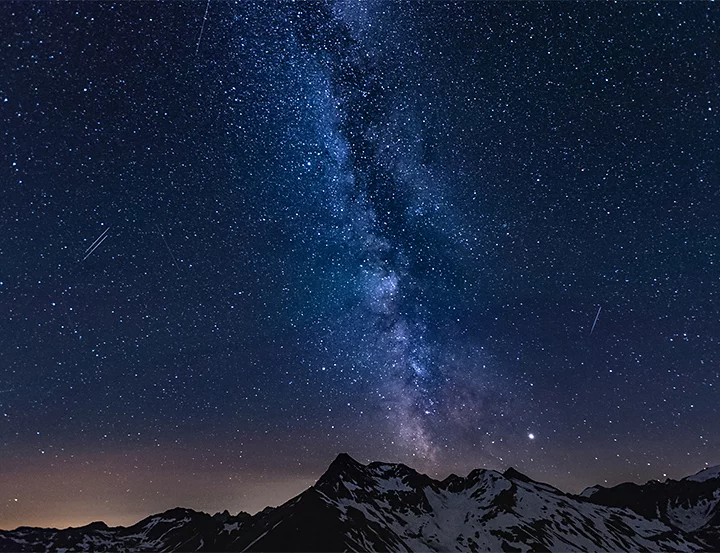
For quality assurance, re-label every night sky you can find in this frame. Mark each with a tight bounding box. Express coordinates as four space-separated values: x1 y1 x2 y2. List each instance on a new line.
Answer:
1 0 718 530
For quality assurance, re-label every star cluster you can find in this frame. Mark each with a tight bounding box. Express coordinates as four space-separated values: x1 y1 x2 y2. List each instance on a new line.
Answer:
0 1 717 529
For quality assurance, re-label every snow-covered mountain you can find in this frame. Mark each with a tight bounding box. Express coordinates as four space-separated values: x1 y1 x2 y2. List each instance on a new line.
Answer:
1 454 718 552
579 463 720 551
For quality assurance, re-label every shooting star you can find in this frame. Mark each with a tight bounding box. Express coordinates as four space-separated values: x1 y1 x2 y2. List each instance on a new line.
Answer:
156 225 181 271
85 226 110 253
195 0 211 55
590 306 602 335
83 226 111 261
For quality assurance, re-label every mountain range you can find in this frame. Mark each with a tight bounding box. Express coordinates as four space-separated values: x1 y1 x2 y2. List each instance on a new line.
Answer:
2 454 719 552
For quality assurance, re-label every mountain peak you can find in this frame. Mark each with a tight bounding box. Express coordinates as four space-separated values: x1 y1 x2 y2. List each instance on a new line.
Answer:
324 452 366 475
502 467 533 483
331 452 362 467
314 453 368 491
684 464 720 483
76 521 109 531
212 510 231 523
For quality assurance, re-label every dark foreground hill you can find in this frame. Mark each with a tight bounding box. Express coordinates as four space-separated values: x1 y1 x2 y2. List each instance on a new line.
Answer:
2 454 719 552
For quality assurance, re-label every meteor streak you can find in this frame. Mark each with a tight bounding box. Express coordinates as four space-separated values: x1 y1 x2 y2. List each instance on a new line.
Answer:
84 226 110 253
82 226 111 261
156 225 181 271
195 0 211 55
590 306 602 335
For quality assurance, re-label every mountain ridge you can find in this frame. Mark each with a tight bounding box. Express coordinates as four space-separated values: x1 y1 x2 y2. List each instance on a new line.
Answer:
2 453 719 552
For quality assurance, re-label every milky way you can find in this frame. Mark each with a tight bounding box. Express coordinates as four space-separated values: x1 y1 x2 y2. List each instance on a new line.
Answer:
0 0 717 529
272 1 530 464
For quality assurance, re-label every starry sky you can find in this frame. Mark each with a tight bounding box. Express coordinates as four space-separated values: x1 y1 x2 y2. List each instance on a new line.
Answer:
1 0 718 530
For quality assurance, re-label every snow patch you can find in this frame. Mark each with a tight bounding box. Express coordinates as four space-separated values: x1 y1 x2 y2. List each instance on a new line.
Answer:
685 465 720 483
579 486 600 498
666 489 720 532
221 522 240 533
375 476 413 493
